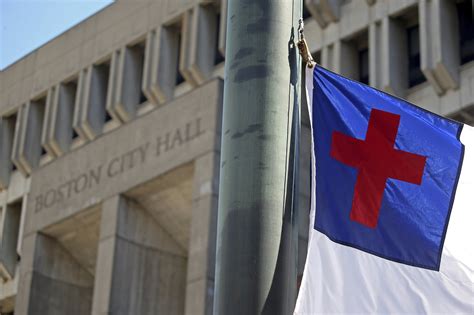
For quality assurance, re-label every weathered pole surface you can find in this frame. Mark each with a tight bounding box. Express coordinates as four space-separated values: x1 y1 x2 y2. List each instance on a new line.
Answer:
214 0 302 314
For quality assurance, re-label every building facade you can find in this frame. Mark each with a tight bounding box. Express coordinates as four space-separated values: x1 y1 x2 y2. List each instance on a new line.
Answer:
0 0 473 314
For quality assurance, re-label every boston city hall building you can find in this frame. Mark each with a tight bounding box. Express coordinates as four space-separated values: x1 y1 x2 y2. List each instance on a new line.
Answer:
0 0 473 314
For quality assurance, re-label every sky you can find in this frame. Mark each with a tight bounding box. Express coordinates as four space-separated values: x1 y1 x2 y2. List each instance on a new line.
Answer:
0 0 114 70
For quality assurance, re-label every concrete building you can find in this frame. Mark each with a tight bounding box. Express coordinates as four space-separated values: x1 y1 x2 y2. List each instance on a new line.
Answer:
0 0 473 314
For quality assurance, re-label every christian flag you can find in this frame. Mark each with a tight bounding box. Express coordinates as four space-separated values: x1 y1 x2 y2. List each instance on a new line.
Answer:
295 66 473 314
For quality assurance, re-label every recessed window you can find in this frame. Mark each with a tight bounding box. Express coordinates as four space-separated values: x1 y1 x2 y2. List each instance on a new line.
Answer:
5 113 17 172
0 199 22 278
214 12 225 65
92 60 112 125
312 50 321 64
340 30 369 83
175 32 185 86
105 110 113 122
303 4 311 20
31 97 47 157
456 0 474 65
62 79 79 142
124 41 147 107
407 25 425 87
358 48 369 85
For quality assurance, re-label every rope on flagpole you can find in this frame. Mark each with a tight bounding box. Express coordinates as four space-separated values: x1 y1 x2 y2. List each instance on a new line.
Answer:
297 18 316 68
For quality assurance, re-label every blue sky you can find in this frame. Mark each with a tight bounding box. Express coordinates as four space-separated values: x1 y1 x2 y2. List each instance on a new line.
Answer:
0 0 114 70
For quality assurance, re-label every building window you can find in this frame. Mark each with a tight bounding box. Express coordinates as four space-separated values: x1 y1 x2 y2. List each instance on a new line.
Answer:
62 79 79 141
456 0 474 65
94 60 112 123
303 4 311 20
175 32 185 86
312 50 321 65
124 41 147 106
339 30 369 83
358 48 369 85
407 25 425 87
0 199 22 279
214 12 225 65
31 97 47 156
5 113 17 171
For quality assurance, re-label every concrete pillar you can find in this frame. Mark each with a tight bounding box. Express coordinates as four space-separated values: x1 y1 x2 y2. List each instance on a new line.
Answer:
305 0 341 28
184 152 219 315
218 0 227 57
188 3 221 85
105 49 123 124
74 61 111 140
106 45 146 123
15 232 94 315
339 40 359 80
144 11 198 105
112 42 147 122
420 0 460 95
322 41 356 76
42 78 79 157
144 24 180 105
369 17 407 96
92 195 187 315
142 29 160 105
0 113 18 189
180 9 199 88
0 200 22 280
321 42 337 72
11 96 48 176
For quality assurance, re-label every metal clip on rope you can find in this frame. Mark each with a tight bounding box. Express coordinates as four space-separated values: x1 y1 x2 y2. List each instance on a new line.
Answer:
297 18 316 68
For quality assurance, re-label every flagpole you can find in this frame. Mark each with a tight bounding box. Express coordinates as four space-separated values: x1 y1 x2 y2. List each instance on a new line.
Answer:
214 0 302 314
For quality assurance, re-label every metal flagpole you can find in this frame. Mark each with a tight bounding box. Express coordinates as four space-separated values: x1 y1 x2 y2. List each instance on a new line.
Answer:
214 0 302 314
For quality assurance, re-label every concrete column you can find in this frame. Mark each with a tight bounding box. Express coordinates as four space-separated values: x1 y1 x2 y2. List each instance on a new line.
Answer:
15 232 94 315
218 0 227 57
112 42 146 122
180 9 199 87
74 62 111 140
142 29 160 105
305 0 341 28
340 40 359 80
184 152 219 315
321 42 337 72
42 79 79 156
420 0 460 95
106 49 126 124
92 195 187 315
0 200 22 280
0 114 18 189
107 42 145 122
11 96 48 176
322 41 356 76
369 17 407 96
188 3 221 85
144 24 179 105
